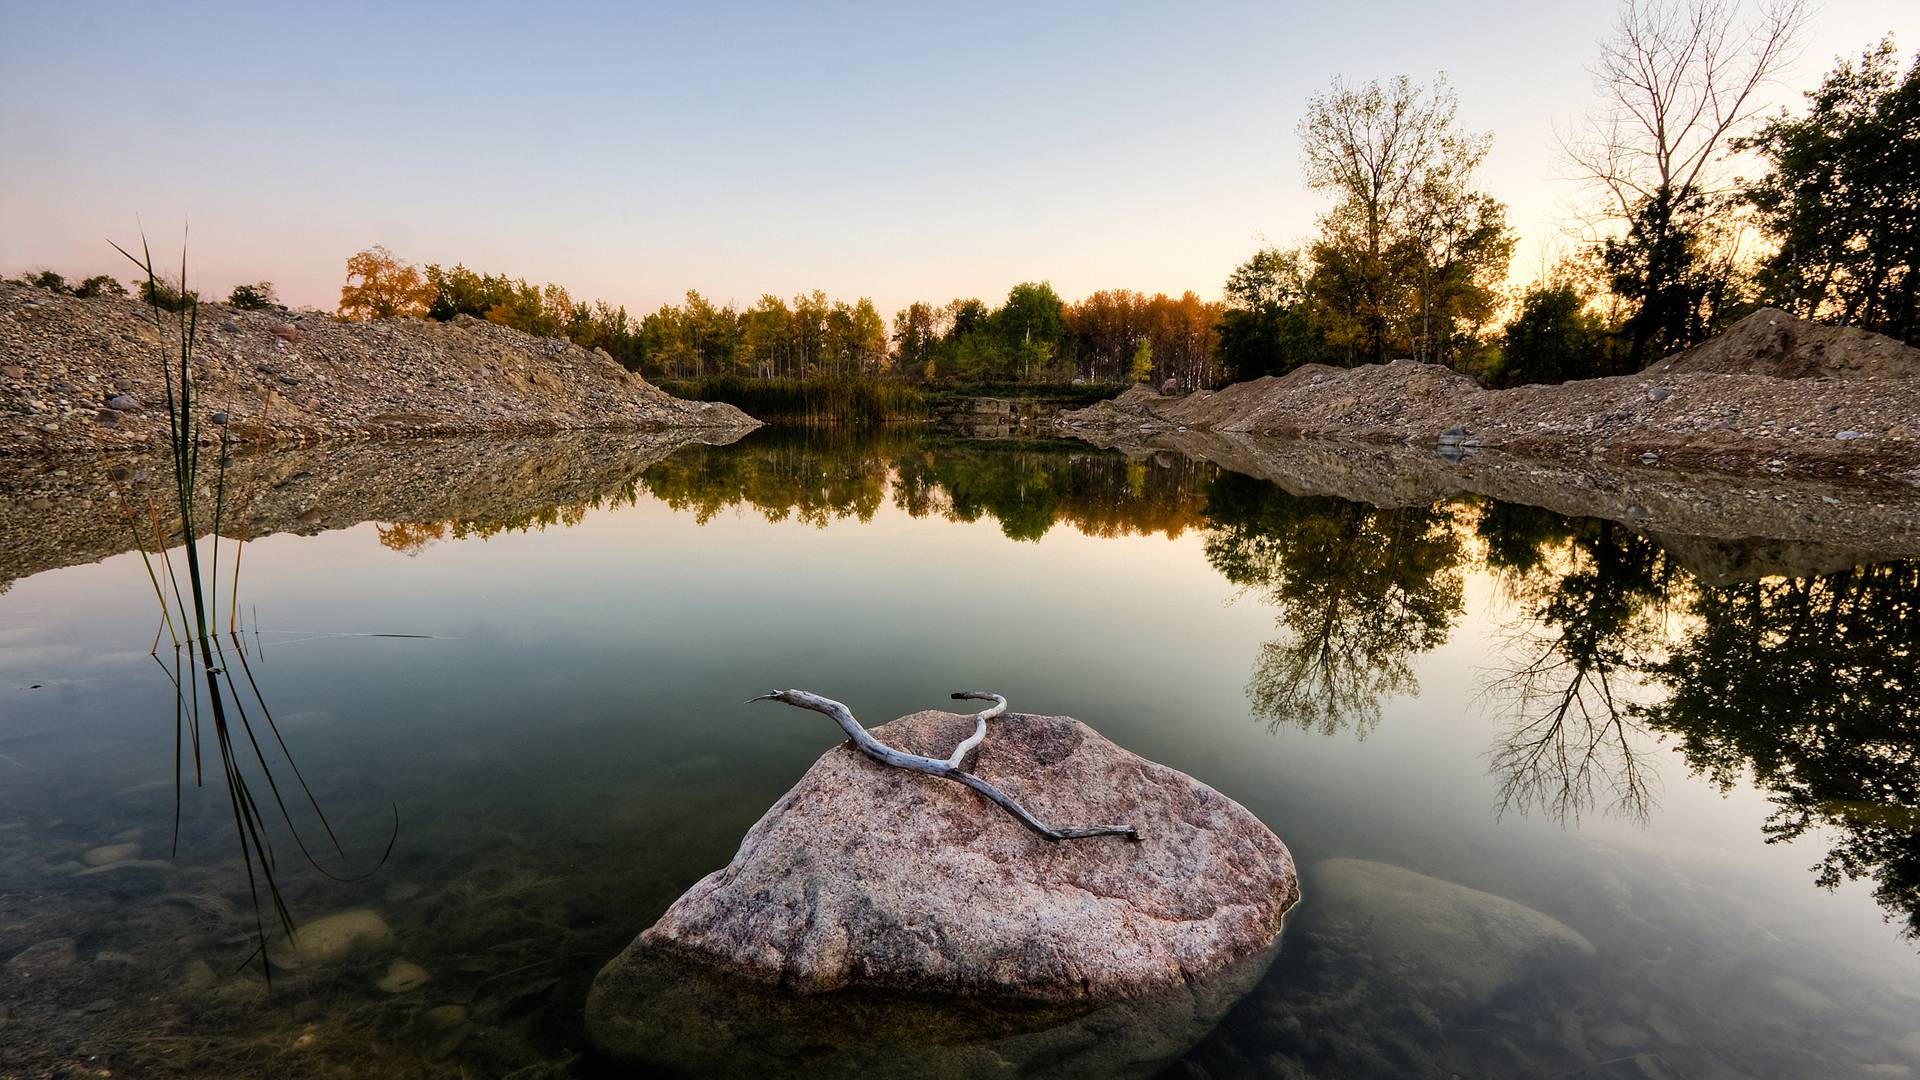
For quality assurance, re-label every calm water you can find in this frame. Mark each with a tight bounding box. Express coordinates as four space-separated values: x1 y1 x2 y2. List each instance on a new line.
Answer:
2 430 1917 1079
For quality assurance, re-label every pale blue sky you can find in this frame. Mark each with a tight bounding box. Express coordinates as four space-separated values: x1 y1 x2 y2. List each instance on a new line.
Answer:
3 1 1914 316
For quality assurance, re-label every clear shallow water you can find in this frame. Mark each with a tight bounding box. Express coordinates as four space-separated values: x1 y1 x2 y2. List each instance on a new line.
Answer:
1 430 1916 1078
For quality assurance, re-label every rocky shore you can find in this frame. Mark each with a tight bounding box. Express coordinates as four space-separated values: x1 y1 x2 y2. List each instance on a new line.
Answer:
1060 309 1920 488
0 284 758 457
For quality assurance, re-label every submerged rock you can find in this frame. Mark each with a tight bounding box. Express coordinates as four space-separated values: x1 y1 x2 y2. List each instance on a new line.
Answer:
79 841 140 867
589 709 1297 1070
7 938 78 980
1311 858 1595 1008
376 959 431 993
271 909 394 967
590 932 1280 1080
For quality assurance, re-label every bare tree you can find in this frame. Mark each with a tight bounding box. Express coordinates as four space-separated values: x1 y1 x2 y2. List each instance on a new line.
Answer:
1564 0 1806 365
1567 0 1806 217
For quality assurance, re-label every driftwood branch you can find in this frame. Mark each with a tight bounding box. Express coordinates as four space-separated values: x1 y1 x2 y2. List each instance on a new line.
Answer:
749 689 1141 843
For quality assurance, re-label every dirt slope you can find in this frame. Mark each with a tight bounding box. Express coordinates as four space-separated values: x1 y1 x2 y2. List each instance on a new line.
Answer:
0 284 758 457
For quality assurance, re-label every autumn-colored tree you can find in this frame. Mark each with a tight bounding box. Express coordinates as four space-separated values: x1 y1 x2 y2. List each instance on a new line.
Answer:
338 245 432 320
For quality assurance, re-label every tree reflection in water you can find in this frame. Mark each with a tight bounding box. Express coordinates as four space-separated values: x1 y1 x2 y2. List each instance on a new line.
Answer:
1474 504 1678 825
1202 471 1464 738
1641 560 1920 939
363 433 1920 939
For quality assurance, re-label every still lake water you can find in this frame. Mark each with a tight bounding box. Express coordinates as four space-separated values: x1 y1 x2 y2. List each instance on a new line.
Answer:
2 429 1917 1079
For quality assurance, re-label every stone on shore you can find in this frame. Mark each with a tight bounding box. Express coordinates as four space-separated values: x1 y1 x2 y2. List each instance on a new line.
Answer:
588 708 1298 1070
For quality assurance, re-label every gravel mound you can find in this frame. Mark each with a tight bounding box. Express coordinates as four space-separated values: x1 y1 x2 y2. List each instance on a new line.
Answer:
0 283 758 457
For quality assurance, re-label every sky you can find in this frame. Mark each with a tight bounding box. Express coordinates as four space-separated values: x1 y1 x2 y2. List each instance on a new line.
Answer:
3 0 1916 318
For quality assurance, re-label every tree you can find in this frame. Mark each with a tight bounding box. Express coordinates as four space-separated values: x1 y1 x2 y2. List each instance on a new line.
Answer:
1129 338 1154 383
1566 0 1806 366
891 301 943 379
338 245 432 320
1739 37 1920 344
226 281 279 310
998 281 1067 381
1494 281 1617 385
1216 246 1325 380
1299 75 1510 365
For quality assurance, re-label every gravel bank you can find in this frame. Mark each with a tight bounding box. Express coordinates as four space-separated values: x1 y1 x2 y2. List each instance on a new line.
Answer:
0 284 758 457
1060 309 1920 488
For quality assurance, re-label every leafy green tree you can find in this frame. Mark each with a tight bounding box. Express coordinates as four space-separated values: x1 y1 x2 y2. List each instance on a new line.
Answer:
1739 38 1920 343
1492 281 1617 386
1128 338 1154 383
1216 246 1324 380
997 281 1067 380
1299 75 1509 365
891 301 943 379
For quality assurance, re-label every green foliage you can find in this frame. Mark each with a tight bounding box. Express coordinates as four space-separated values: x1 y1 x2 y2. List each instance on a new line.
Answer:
1215 246 1328 380
1491 282 1618 386
1298 75 1515 367
1739 38 1920 344
423 263 643 368
1128 338 1154 383
225 281 279 310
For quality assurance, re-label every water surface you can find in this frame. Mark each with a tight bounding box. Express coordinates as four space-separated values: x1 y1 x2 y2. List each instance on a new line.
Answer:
2 430 1916 1078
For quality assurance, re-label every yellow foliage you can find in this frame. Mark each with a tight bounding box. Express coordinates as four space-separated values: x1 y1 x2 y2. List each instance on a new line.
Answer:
338 245 433 321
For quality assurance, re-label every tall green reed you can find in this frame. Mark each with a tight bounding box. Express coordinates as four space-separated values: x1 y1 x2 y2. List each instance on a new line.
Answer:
110 234 393 984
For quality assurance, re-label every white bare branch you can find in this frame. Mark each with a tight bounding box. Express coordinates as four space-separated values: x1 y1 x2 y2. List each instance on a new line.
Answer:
750 689 1141 843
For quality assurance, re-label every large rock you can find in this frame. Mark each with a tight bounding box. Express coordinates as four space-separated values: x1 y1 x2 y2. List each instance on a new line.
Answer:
1311 858 1595 1008
588 709 1298 1067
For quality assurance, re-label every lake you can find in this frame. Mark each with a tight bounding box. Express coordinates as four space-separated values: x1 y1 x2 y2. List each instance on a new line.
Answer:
2 428 1916 1079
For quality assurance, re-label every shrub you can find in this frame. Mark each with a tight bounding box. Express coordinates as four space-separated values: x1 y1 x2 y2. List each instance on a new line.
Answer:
138 278 199 313
73 275 127 298
226 281 279 310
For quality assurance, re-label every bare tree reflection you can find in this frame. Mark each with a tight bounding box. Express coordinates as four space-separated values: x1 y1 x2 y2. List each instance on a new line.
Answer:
1476 505 1677 824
